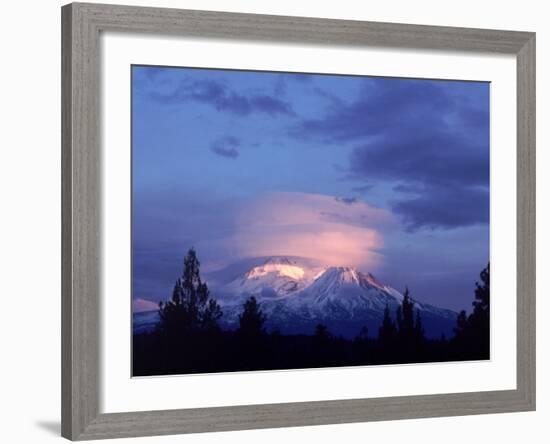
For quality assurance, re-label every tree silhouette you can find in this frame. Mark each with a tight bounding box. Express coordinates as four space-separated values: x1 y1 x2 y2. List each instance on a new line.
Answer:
133 254 491 376
471 264 490 327
314 323 331 342
358 325 369 341
469 263 490 357
158 248 222 337
454 310 468 337
378 304 397 349
398 287 415 340
238 296 266 338
414 310 425 343
395 305 403 334
312 323 336 365
236 296 267 369
391 287 427 360
451 263 490 359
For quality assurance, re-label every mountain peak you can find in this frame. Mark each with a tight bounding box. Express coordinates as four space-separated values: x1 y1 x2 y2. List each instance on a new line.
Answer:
246 261 305 281
213 258 458 339
315 266 361 285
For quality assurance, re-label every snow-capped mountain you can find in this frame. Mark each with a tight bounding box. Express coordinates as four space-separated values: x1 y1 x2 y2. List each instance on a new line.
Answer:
216 257 457 339
221 256 324 300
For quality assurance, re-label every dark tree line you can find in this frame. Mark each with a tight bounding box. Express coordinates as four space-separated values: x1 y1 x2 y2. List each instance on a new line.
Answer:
374 287 426 363
133 250 490 376
451 263 490 360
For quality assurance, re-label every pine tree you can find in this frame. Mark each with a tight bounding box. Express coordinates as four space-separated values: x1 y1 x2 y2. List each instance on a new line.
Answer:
312 323 334 364
238 296 266 338
158 248 222 337
401 287 415 337
414 309 425 343
379 304 397 347
451 264 490 360
206 303 222 332
395 287 415 347
471 263 490 325
237 296 267 369
454 310 468 337
393 287 424 359
314 324 331 342
395 305 403 332
468 263 490 357
358 325 369 341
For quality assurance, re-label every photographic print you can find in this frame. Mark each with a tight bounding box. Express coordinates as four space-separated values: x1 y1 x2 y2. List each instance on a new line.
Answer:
131 66 490 377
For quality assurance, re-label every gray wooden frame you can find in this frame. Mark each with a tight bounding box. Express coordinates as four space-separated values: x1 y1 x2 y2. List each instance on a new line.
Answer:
61 2 536 440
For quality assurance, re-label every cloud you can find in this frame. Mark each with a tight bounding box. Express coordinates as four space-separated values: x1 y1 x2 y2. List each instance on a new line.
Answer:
210 136 240 159
150 78 295 117
291 78 457 141
335 196 358 205
250 95 293 116
225 192 394 269
132 190 395 302
392 185 489 231
348 133 489 188
289 77 490 230
133 298 159 313
347 130 489 230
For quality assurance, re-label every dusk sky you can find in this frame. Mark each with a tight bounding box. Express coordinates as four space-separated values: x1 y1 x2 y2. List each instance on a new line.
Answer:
132 65 489 313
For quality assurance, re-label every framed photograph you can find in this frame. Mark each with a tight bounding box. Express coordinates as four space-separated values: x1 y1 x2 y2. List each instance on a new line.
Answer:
61 2 535 440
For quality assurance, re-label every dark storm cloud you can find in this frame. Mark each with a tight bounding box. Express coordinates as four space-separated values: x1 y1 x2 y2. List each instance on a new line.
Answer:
210 136 241 159
392 185 489 231
151 78 295 117
291 79 456 141
348 132 489 188
290 78 490 230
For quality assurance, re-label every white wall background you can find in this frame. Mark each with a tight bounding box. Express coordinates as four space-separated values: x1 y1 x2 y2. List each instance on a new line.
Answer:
0 0 546 443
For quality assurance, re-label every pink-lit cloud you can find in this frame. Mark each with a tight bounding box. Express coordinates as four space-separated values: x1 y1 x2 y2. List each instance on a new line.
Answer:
133 298 159 313
224 192 394 270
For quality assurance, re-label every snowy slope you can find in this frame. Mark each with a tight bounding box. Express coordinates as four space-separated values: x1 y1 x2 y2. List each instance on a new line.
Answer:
222 256 319 300
132 257 457 338
216 258 457 339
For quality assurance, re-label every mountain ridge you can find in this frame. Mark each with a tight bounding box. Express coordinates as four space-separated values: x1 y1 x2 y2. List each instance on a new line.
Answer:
215 256 457 339
132 256 458 339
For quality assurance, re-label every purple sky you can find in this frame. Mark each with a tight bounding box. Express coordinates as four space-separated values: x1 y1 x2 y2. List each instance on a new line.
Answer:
132 66 489 312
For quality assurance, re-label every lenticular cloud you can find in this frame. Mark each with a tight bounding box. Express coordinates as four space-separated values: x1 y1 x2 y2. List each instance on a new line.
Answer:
225 192 393 270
